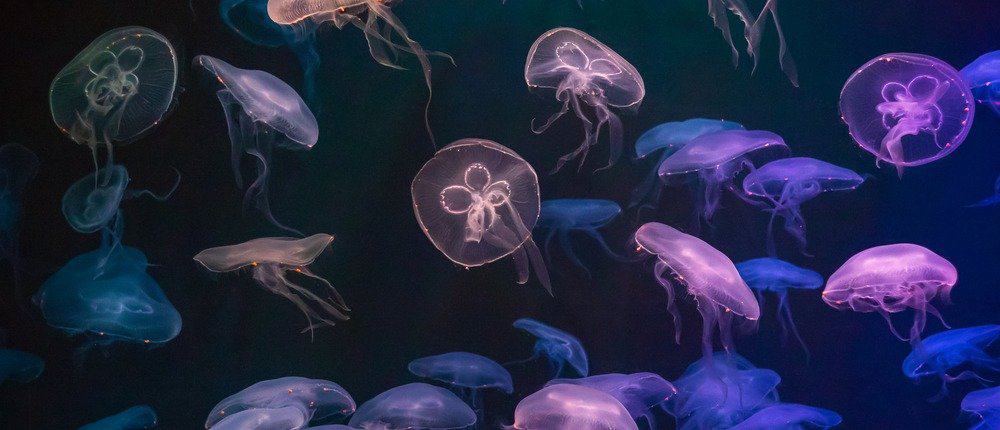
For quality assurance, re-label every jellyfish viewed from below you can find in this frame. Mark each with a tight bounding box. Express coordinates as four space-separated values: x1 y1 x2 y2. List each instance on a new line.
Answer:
79 405 158 430
525 27 645 173
546 373 677 429
736 258 823 358
665 353 780 430
536 199 624 276
408 351 513 416
961 50 1000 116
205 377 355 429
840 53 975 175
0 144 39 296
347 383 477 430
729 403 842 430
968 175 1000 208
963 386 1000 430
902 325 1000 401
412 138 551 293
510 384 639 430
512 318 589 378
0 349 43 385
194 55 318 234
705 0 798 85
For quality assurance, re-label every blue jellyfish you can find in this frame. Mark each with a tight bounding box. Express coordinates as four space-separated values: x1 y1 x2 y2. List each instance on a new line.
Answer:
666 353 781 430
535 199 625 276
0 348 43 385
961 50 1000 116
969 175 1000 208
511 318 588 377
206 377 355 429
963 386 1000 430
735 258 823 358
547 373 677 429
347 383 477 430
903 325 1000 401
730 403 842 430
408 351 513 418
0 144 39 305
79 405 158 430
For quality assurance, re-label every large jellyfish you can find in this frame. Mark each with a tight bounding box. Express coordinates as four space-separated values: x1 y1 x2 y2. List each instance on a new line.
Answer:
0 348 43 385
535 199 624 276
512 318 589 378
525 27 645 173
735 258 823 358
632 222 760 361
822 243 957 346
902 325 1000 401
968 174 1000 208
49 27 178 169
658 129 788 228
408 351 513 417
205 377 355 429
839 53 975 175
509 384 639 430
79 405 158 430
665 353 780 430
211 406 307 430
194 55 317 234
547 373 677 429
194 234 349 334
411 138 551 292
704 0 798 86
347 383 477 430
963 386 1000 430
742 157 865 255
730 403 842 430
0 144 39 300
960 50 1000 116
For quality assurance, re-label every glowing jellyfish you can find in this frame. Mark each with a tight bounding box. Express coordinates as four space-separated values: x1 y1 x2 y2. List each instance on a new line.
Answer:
963 386 1000 430
839 53 975 175
347 383 477 430
822 243 957 346
0 349 43 385
547 373 677 428
960 50 1000 116
205 377 355 428
0 144 39 292
730 403 842 430
735 258 823 357
536 199 624 275
658 130 788 227
705 0 798 85
194 234 349 333
210 406 306 430
510 384 639 430
79 405 158 430
665 353 780 430
194 55 318 234
902 325 1000 401
408 351 513 414
412 138 550 292
525 27 645 173
62 165 177 240
632 222 760 361
969 175 1000 208
513 318 589 378
49 27 178 168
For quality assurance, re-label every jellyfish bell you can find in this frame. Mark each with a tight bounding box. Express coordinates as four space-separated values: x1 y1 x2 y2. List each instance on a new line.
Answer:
525 27 645 173
730 403 842 430
80 405 158 430
960 50 1000 116
546 373 677 428
347 383 477 430
513 318 589 378
210 406 307 430
963 386 1000 430
407 351 514 395
901 325 1000 400
736 258 822 357
0 349 44 385
205 377 355 429
510 384 639 430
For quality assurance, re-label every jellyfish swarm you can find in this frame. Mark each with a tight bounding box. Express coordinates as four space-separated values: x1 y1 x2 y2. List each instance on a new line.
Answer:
822 243 957 346
536 199 624 275
347 383 477 430
963 386 1000 430
194 234 349 333
902 325 1000 401
512 318 589 378
49 27 177 168
840 53 975 175
79 405 158 430
525 28 645 173
665 353 780 430
961 50 1000 116
510 384 639 430
408 351 513 417
0 144 39 294
412 138 551 292
735 258 822 357
729 403 842 430
205 377 355 429
704 0 798 86
0 349 43 385
969 175 1000 208
546 373 677 429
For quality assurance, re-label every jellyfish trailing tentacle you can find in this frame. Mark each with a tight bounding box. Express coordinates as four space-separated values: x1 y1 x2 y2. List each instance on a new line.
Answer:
747 0 798 86
776 290 810 361
251 263 347 338
653 260 683 344
590 97 624 172
551 87 597 174
530 88 572 134
558 229 591 278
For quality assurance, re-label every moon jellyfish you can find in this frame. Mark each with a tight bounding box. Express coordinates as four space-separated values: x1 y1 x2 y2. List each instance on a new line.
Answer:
79 405 158 430
961 50 1000 116
632 222 760 362
408 351 513 416
963 386 1000 430
0 144 39 299
705 0 798 85
968 175 1000 208
839 53 975 175
49 27 178 168
736 258 823 358
194 55 318 234
536 199 624 276
411 138 551 292
347 383 477 430
730 403 842 430
658 130 788 228
666 353 780 430
194 234 349 333
510 384 639 430
525 27 645 173
512 318 589 378
205 377 355 429
0 349 43 385
822 243 957 346
211 406 306 430
546 373 677 429
902 325 1000 401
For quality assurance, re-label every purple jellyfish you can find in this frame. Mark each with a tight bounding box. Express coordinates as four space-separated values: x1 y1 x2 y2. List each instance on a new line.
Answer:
546 373 677 429
512 318 589 378
960 50 1000 116
665 353 780 430
730 403 842 430
705 0 798 85
509 384 639 430
348 383 477 430
840 53 975 175
902 325 1000 401
205 377 355 429
963 386 1000 430
736 258 823 358
525 27 645 173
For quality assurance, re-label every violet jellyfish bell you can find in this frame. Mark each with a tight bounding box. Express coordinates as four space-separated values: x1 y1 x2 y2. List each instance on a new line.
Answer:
412 138 551 292
0 348 43 385
347 383 477 430
730 403 842 430
839 53 975 175
0 144 39 295
960 50 1000 116
704 0 798 85
509 384 639 430
512 318 589 378
546 373 677 429
963 386 1000 430
205 377 355 429
80 405 158 430
408 351 512 423
968 174 1000 208
902 325 1000 401
525 27 644 173
665 353 780 430
210 407 307 430
822 243 957 346
535 199 625 276
194 55 318 234
736 258 823 358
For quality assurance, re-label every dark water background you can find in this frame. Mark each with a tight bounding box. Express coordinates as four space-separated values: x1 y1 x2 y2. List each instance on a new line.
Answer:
1 0 999 428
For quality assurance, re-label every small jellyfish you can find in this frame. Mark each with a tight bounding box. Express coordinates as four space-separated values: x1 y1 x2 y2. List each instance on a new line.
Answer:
194 234 349 333
512 318 589 378
546 373 677 429
735 258 823 358
411 138 551 293
742 157 865 255
79 405 158 430
840 53 975 175
962 386 1000 430
347 383 477 430
730 403 842 430
525 27 645 172
0 144 39 301
194 55 317 234
50 27 178 169
206 377 355 429
408 351 513 415
210 406 307 430
665 353 781 430
0 349 44 385
822 243 957 346
535 199 624 276
968 174 1000 208
705 0 798 85
960 50 1000 116
902 325 1000 401
509 384 639 430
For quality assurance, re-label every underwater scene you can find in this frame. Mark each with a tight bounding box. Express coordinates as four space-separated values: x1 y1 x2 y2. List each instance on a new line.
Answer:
1 0 999 428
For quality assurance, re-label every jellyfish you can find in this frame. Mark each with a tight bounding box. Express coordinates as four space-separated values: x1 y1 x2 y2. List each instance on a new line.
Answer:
822 243 957 346
194 234 348 334
509 384 639 430
49 27 178 169
304 426 355 430
632 222 760 362
206 377 355 429
210 406 307 430
411 138 551 292
705 0 798 86
657 129 788 228
665 353 781 430
730 403 842 430
79 405 158 430
535 199 625 275
902 325 1000 401
968 175 1000 208
525 27 645 173
960 50 1000 116
407 351 513 417
0 144 39 303
735 258 823 358
347 383 477 430
839 53 975 175
742 157 865 255
962 386 1000 430
546 373 677 429
0 349 43 385
512 318 589 378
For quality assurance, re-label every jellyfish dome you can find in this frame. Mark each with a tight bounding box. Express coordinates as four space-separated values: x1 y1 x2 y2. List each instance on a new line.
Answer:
546 373 677 428
730 403 842 430
511 384 639 430
62 165 129 234
412 138 550 292
526 27 644 172
347 383 477 430
736 258 823 356
206 377 355 429
79 405 158 430
408 352 514 394
839 53 975 173
902 324 1000 400
960 50 1000 116
513 318 589 377
536 199 624 275
0 349 44 385
666 353 781 430
963 386 1000 430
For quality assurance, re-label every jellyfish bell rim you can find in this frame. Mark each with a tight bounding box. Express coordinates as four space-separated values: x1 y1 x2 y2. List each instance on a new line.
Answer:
193 233 335 273
741 157 866 197
656 130 789 179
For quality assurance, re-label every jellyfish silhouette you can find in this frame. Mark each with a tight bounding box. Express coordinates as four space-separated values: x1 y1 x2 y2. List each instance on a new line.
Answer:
902 325 1000 401
525 27 645 173
0 144 39 305
512 318 589 378
840 53 975 176
963 386 1000 430
536 199 625 276
0 349 43 385
730 403 842 430
205 377 355 429
510 384 639 430
408 351 512 422
735 258 823 358
194 55 317 235
50 27 178 169
704 0 797 85
968 175 1000 208
348 383 477 430
665 353 780 430
546 373 677 429
822 243 957 346
961 50 1000 116
412 138 551 292
79 405 158 430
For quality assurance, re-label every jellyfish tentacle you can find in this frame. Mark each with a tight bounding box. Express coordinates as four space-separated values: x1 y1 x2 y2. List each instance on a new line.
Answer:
530 91 571 134
296 266 350 312
876 307 910 341
551 94 595 174
126 168 181 202
540 226 558 268
707 0 740 67
499 201 551 294
925 302 951 329
243 130 303 236
777 291 810 361
582 228 628 262
217 90 247 190
593 102 624 172
748 0 798 86
558 229 591 279
653 260 682 344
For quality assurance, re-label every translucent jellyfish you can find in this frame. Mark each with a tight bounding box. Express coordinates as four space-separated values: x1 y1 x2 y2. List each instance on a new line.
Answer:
536 199 624 275
0 144 39 296
658 130 788 227
210 406 306 430
632 222 760 361
0 349 43 385
968 174 1000 208
902 325 1000 401
509 384 638 430
735 258 823 357
347 383 477 430
730 403 842 430
822 243 957 346
839 53 975 175
49 27 178 168
407 351 513 415
546 373 677 428
79 405 158 430
193 234 349 333
743 157 865 255
665 353 780 430
705 0 798 85
525 27 645 172
205 377 355 428
304 426 355 430
962 386 1000 430
193 55 318 234
960 50 1000 116
512 318 589 377
411 138 550 292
